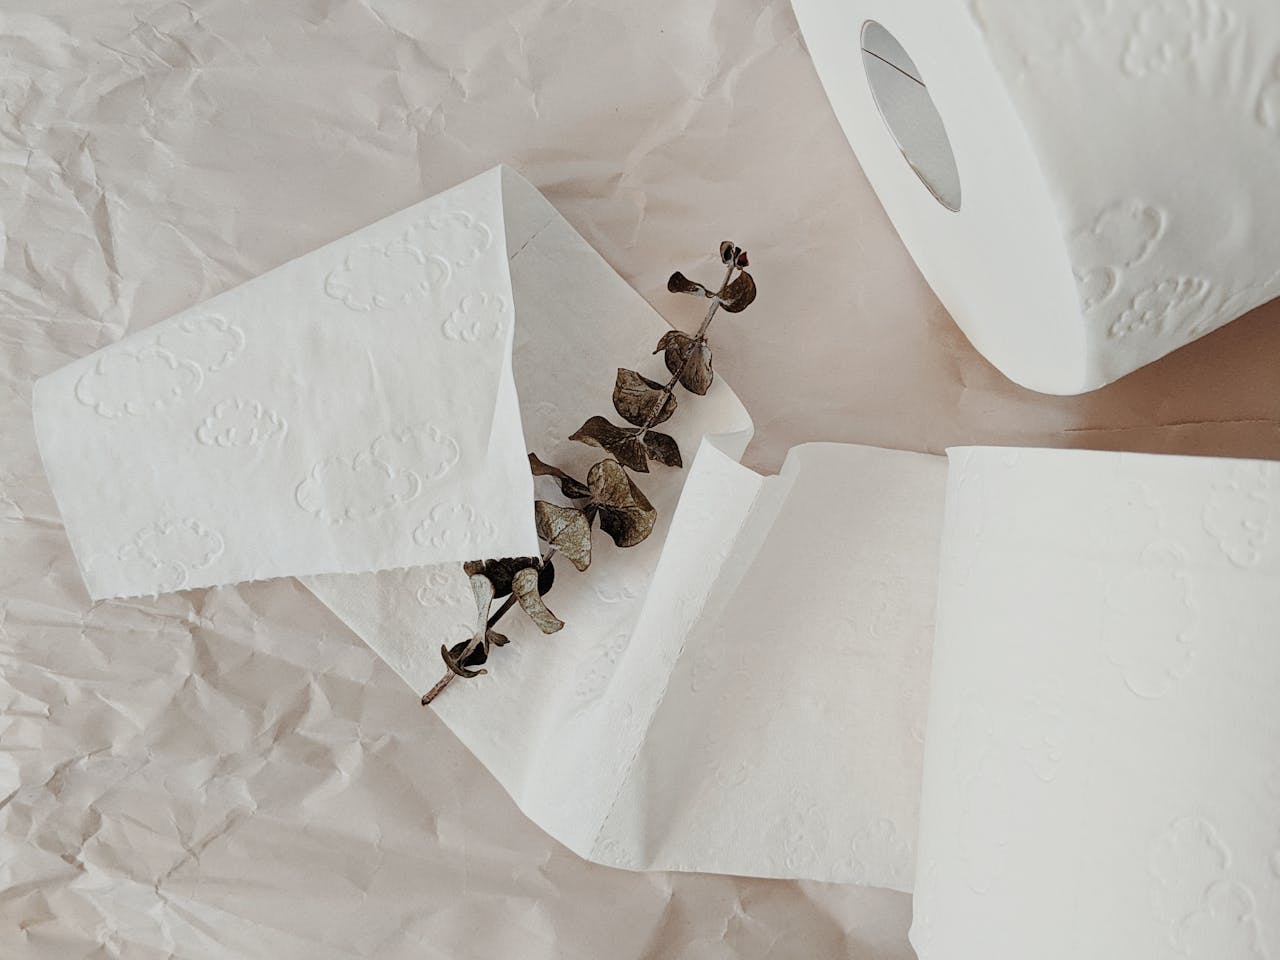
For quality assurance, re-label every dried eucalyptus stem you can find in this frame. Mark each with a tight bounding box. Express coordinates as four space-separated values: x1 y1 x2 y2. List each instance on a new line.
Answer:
641 258 734 429
419 550 552 704
422 241 756 706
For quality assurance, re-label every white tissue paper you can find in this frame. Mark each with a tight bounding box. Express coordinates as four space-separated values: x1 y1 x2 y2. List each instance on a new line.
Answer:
47 154 1275 945
913 446 1280 958
792 0 1280 394
314 433 1280 920
586 440 944 889
303 168 762 870
302 164 952 894
318 438 945 892
33 167 539 599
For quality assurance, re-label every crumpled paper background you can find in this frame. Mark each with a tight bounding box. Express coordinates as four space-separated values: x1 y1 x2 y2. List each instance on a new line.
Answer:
3 1 1277 957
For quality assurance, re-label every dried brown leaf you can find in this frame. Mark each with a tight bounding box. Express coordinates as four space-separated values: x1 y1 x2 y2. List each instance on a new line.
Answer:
654 329 693 361
528 452 590 499
642 430 682 468
586 457 634 508
535 558 556 596
613 368 676 427
587 459 657 548
464 558 542 598
597 501 657 548
655 330 713 395
719 241 737 264
512 567 565 634
668 271 714 298
469 572 495 619
441 641 487 678
534 501 592 571
448 639 488 667
569 415 648 472
718 270 756 313
682 343 713 394
486 629 509 647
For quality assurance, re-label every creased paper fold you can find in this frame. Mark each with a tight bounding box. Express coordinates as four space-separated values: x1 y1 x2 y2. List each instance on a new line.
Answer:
306 168 945 892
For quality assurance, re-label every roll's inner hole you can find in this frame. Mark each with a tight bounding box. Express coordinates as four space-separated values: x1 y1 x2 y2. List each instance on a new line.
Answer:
861 21 962 212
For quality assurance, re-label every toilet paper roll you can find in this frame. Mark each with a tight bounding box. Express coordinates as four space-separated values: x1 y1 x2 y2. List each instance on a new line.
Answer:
792 0 1280 394
914 447 1280 957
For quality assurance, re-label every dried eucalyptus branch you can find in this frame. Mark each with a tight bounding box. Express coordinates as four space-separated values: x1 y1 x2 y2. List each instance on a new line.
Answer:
422 241 756 705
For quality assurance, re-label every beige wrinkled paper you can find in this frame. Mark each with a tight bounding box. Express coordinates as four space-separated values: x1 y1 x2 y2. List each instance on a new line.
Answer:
8 1 1280 957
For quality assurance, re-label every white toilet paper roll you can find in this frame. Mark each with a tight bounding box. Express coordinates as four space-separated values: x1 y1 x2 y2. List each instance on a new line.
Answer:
915 447 1280 958
793 0 1280 394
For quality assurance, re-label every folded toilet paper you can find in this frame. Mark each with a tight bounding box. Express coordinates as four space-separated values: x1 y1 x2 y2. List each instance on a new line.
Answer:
33 167 550 598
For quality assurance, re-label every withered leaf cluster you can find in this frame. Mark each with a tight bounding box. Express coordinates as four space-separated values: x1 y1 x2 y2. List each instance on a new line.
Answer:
424 241 756 704
439 558 558 679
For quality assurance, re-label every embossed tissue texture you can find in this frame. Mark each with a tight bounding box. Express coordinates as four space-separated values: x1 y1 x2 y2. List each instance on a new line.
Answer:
913 447 1280 958
317 420 1280 923
793 0 1280 392
975 0 1280 385
308 169 945 894
300 168 1280 913
32 167 538 599
588 441 944 893
303 166 944 894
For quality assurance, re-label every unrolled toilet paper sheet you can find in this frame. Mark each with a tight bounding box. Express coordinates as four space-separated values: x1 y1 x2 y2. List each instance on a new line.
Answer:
914 446 1280 958
33 167 539 599
315 439 1280 958
588 440 943 890
312 357 1280 939
288 164 940 894
303 168 760 869
286 174 1280 931
311 434 946 893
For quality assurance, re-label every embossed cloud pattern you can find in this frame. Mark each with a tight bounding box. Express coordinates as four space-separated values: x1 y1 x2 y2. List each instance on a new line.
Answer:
32 166 539 599
321 210 492 311
73 315 244 419
295 424 460 525
195 398 287 448
111 518 225 595
912 448 1280 960
793 0 1280 392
